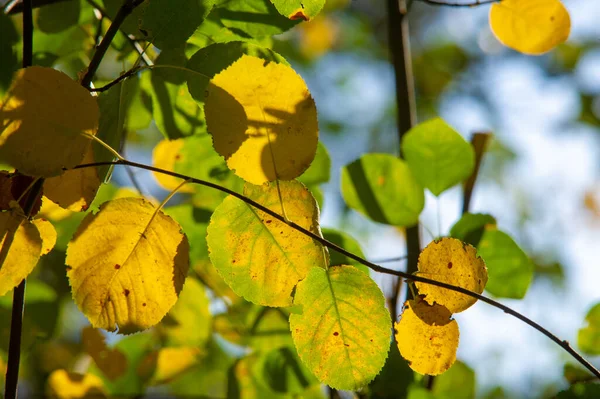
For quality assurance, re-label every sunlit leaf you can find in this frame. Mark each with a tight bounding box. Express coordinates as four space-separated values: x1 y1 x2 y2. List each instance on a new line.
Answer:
431 360 475 399
290 266 391 390
415 238 487 314
205 54 318 184
146 347 204 385
207 180 326 306
151 139 196 193
477 227 533 299
341 153 424 226
140 0 215 48
213 0 299 38
43 144 102 212
564 363 595 385
578 302 600 355
0 67 99 177
298 141 331 186
82 326 127 381
489 0 570 55
395 297 459 376
450 213 496 247
0 211 42 296
159 276 211 347
46 370 107 399
402 118 475 196
193 259 240 305
66 197 189 333
32 217 57 256
321 228 368 274
270 0 325 21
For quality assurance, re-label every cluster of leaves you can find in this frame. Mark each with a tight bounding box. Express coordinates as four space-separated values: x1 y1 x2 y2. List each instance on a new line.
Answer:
0 0 598 397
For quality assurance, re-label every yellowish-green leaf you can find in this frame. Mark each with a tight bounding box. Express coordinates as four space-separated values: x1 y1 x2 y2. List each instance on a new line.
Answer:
66 197 189 334
0 67 98 177
489 0 570 55
290 266 391 390
578 302 600 355
45 370 107 399
205 54 318 185
82 326 127 381
395 298 459 376
269 0 325 21
415 238 487 314
43 144 102 211
147 347 204 385
159 276 211 347
0 211 42 296
207 180 326 307
32 217 56 256
151 139 195 193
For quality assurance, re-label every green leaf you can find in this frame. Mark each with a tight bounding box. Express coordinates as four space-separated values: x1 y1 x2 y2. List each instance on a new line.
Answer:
256 346 318 394
477 227 533 299
140 0 215 48
213 0 299 39
564 363 595 384
578 302 600 355
341 153 424 226
557 383 600 399
188 12 273 49
164 204 211 264
269 0 325 21
36 0 81 34
102 0 146 38
290 266 391 390
450 213 497 247
401 118 475 196
207 180 326 306
321 228 368 274
432 360 475 399
0 13 19 94
368 341 414 399
148 48 205 139
298 141 331 186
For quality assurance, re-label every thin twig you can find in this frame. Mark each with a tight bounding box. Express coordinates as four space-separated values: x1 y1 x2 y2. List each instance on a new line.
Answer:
70 159 600 379
387 0 420 318
88 66 142 93
414 0 500 7
81 0 145 88
462 133 491 214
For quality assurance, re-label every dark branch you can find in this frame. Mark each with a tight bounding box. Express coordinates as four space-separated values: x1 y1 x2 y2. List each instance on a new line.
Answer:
71 159 600 380
463 132 491 214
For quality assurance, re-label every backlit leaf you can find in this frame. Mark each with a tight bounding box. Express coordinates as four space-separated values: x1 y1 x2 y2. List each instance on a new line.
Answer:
321 228 368 274
578 302 600 355
0 67 99 177
395 298 459 376
450 213 496 247
477 227 533 299
151 139 196 193
257 346 318 394
82 326 127 381
205 54 318 184
298 141 331 186
415 238 487 314
341 153 424 226
46 370 107 399
489 0 570 55
0 211 42 296
207 180 326 306
270 0 325 21
66 197 189 333
402 118 475 196
43 144 102 211
147 347 203 385
140 0 215 48
290 266 391 390
431 360 476 399
213 0 299 38
32 218 57 256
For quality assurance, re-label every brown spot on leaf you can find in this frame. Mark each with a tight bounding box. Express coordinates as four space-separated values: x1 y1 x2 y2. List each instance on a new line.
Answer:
66 266 72 271
333 331 339 336
266 220 272 224
344 344 350 347
115 264 121 269
142 303 147 307
447 262 453 269
289 9 309 21
124 289 130 297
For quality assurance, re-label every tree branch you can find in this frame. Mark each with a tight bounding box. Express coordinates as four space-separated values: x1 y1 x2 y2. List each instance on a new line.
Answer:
81 0 145 88
414 0 500 7
70 159 600 380
462 132 491 214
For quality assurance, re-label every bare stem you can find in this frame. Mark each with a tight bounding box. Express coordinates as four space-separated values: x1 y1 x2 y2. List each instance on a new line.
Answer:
71 159 600 380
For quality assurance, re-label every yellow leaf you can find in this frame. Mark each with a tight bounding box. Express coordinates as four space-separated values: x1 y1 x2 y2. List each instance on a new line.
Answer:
395 298 459 376
151 138 194 193
44 144 101 212
82 326 127 381
489 0 570 55
0 67 99 177
66 197 189 334
32 218 57 256
46 369 106 399
207 181 326 307
415 238 487 313
148 347 203 385
40 196 74 222
0 211 42 296
205 54 319 185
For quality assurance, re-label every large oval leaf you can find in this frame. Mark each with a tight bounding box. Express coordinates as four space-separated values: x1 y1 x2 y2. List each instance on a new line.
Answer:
207 180 326 307
66 197 189 334
290 266 391 390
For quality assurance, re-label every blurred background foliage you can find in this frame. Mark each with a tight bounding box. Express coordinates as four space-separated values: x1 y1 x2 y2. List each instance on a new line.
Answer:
1 0 599 397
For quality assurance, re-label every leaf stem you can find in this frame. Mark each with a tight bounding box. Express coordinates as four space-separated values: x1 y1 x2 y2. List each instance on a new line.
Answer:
81 0 145 88
71 159 600 379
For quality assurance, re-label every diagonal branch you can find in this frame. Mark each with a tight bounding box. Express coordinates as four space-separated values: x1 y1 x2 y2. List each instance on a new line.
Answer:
71 159 600 380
